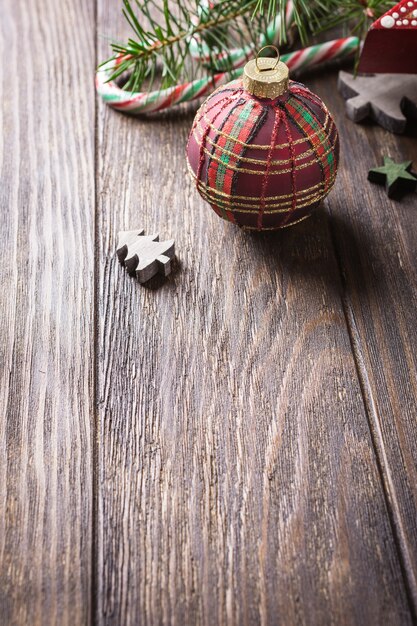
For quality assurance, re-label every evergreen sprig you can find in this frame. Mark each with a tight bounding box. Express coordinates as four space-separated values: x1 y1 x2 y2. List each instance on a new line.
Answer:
101 0 270 93
254 0 335 44
314 0 395 41
255 0 395 42
100 0 396 93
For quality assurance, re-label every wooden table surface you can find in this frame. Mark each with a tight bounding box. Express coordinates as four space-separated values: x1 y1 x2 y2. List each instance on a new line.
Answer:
1 0 417 624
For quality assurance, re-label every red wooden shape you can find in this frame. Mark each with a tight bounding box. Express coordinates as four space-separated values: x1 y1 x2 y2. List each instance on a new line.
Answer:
358 0 417 74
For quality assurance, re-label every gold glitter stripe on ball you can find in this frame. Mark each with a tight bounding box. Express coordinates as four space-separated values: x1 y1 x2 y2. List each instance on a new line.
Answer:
201 109 333 149
193 120 336 166
201 109 333 150
187 161 336 202
196 185 330 213
195 178 331 212
242 214 311 230
195 142 337 176
192 168 335 210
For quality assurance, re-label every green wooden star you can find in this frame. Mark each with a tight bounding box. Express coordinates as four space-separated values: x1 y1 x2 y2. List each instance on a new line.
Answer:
368 157 417 199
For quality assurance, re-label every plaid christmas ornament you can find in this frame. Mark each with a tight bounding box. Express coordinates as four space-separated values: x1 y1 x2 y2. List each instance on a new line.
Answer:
187 77 339 231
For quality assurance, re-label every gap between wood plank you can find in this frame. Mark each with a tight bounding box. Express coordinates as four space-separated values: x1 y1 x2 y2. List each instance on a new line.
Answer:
92 0 100 623
327 209 417 621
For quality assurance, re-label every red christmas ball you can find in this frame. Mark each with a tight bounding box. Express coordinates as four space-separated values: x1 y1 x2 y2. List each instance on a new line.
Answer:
187 75 339 230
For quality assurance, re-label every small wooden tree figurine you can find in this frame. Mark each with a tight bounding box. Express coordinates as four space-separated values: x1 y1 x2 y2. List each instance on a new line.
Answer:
116 230 175 283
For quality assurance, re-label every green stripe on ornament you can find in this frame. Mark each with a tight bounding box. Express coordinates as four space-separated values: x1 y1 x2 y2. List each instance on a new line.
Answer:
215 100 255 194
287 96 335 179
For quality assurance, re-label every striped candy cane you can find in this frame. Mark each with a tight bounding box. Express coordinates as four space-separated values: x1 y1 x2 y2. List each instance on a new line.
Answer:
96 36 359 114
96 0 295 114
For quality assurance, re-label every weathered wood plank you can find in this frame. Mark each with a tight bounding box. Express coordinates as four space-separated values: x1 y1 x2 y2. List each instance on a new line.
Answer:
96 5 413 624
0 1 95 624
314 72 417 613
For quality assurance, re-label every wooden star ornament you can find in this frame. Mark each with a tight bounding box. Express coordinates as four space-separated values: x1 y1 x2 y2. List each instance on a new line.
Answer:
116 229 175 283
368 157 417 198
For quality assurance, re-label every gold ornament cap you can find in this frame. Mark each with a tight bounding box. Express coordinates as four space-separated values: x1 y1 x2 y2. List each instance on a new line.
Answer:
243 46 289 99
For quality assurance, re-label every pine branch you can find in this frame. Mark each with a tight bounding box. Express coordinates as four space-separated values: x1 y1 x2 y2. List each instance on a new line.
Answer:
314 0 395 41
99 0 397 95
254 0 396 44
100 0 271 93
253 0 339 44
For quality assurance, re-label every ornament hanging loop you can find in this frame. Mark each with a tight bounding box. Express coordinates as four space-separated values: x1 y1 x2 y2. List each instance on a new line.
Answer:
255 46 280 72
243 47 289 98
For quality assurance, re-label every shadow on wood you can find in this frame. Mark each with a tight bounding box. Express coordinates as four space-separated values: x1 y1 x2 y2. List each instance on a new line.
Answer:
240 205 383 299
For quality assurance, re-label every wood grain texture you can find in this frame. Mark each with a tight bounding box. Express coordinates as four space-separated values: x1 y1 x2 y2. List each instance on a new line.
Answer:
314 72 417 612
2 1 417 623
0 1 95 624
96 5 415 624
